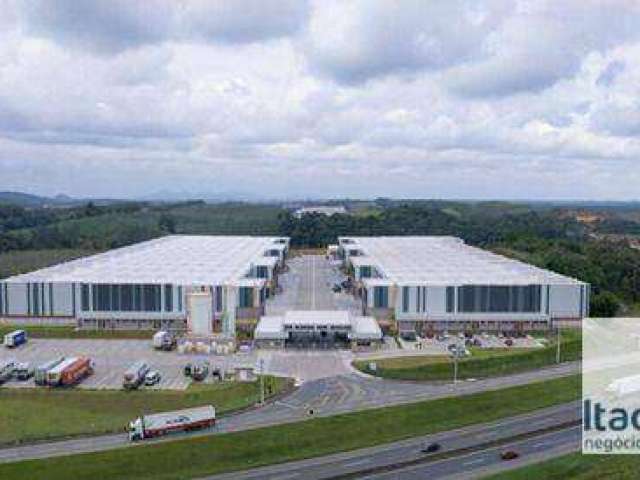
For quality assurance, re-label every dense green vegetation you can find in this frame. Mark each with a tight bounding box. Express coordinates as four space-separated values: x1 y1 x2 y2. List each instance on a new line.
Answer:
0 376 289 445
354 330 581 381
486 452 639 480
0 375 580 480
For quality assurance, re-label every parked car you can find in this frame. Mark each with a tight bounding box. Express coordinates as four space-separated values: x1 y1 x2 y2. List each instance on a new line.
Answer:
332 284 341 293
400 331 417 341
144 370 161 386
500 450 520 460
505 338 514 347
14 362 34 380
191 362 210 381
421 442 441 454
183 363 193 377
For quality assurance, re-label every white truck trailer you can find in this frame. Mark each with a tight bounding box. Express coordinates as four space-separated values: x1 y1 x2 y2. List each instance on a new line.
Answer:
152 331 176 351
127 405 216 441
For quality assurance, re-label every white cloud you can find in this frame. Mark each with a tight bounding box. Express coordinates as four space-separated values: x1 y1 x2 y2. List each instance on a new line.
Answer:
0 1 639 200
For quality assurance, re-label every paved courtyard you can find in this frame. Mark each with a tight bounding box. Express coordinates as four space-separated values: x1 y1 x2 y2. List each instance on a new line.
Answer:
266 255 361 314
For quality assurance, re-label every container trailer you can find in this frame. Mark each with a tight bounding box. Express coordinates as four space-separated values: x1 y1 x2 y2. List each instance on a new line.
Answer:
46 356 94 386
4 329 27 348
152 331 176 351
35 357 65 385
127 405 216 441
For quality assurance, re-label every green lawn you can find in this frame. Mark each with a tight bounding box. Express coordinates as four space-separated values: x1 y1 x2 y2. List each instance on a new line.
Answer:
485 452 640 480
354 330 581 381
0 325 153 339
0 375 580 480
0 376 290 445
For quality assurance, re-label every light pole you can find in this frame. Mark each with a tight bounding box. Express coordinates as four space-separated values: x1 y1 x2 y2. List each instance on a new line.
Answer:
453 338 462 384
259 358 265 405
556 326 561 364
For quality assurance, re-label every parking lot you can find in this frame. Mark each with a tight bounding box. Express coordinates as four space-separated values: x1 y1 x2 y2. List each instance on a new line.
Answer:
0 338 264 390
0 337 364 390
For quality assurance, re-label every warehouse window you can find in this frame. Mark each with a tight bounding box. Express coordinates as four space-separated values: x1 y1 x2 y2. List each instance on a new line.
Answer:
457 285 541 313
81 284 90 311
402 286 409 312
165 285 173 312
239 287 254 308
256 266 269 279
215 286 223 312
373 286 388 308
32 284 40 315
446 287 455 313
120 285 133 311
360 266 372 279
143 285 161 312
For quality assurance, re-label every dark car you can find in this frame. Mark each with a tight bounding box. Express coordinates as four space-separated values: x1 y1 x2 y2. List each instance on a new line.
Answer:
500 450 520 460
183 363 193 377
332 284 341 293
421 442 441 454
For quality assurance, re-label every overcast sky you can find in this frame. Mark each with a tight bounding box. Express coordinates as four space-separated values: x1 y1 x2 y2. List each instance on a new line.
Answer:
1 1 639 200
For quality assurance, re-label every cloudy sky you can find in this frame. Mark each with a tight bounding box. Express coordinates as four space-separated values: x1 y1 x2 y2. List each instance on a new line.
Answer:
1 0 639 200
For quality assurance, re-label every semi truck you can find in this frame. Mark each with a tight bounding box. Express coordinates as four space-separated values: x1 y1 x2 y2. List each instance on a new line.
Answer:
123 361 150 390
127 405 216 441
4 329 27 348
152 331 176 351
35 357 65 385
46 356 94 386
0 359 16 384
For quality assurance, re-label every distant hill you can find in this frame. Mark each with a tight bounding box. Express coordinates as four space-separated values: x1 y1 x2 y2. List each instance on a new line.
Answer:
0 191 55 207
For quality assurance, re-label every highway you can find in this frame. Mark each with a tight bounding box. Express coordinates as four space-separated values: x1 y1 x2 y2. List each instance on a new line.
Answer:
0 361 578 464
202 403 580 480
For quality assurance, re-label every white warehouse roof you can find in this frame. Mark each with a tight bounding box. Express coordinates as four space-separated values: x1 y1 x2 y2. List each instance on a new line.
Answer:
340 236 585 286
3 235 287 286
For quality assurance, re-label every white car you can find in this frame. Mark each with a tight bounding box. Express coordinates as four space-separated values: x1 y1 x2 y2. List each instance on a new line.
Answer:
144 370 161 386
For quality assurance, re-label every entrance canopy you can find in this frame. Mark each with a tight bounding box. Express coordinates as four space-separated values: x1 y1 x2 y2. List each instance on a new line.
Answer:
255 310 382 342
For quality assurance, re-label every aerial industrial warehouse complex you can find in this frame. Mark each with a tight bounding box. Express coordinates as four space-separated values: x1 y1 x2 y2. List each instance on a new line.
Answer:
0 235 588 339
339 236 589 334
0 235 289 336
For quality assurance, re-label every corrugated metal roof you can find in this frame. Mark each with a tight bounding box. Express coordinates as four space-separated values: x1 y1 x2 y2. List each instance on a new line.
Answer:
3 235 287 286
340 236 585 286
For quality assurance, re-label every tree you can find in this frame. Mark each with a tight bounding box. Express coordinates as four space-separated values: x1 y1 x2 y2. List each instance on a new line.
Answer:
590 291 620 317
158 214 177 234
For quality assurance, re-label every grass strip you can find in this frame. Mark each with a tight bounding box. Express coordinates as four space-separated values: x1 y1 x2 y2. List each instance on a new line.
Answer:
0 375 580 480
355 331 581 381
484 452 640 480
0 376 290 445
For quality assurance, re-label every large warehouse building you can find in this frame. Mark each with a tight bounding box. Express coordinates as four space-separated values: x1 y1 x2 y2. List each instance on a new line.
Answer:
0 235 289 336
339 236 589 333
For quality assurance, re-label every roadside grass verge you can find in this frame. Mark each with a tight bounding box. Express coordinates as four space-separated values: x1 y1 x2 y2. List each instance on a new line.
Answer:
0 376 290 445
0 375 580 480
484 452 640 480
355 330 581 381
0 325 152 340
